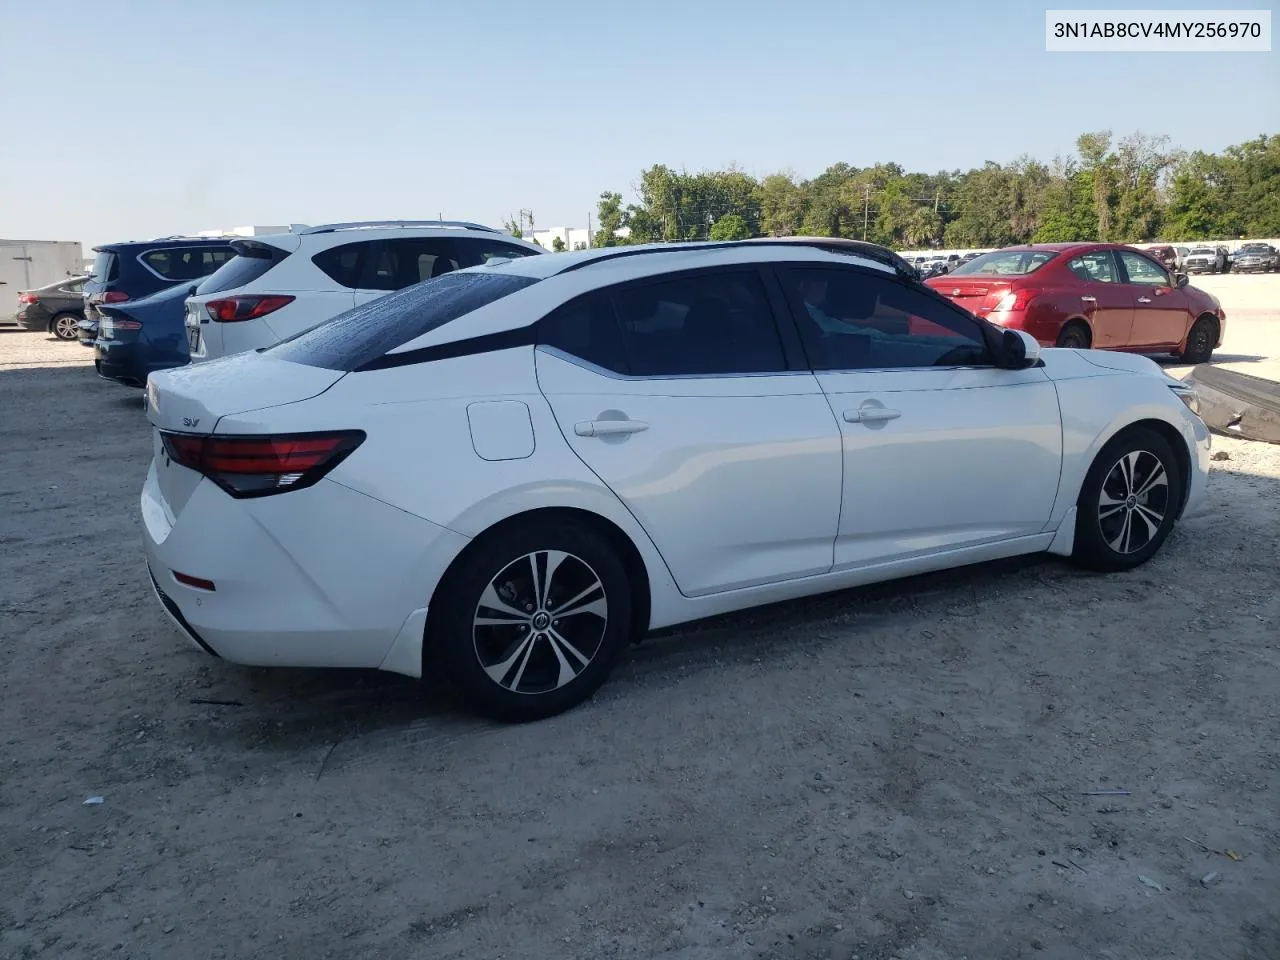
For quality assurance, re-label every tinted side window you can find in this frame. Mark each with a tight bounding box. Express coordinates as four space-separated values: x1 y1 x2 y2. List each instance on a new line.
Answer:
1118 250 1169 286
312 242 368 288
456 239 543 267
62 281 84 294
362 238 460 291
784 267 990 371
141 247 233 281
1068 251 1117 283
610 270 786 376
538 291 630 374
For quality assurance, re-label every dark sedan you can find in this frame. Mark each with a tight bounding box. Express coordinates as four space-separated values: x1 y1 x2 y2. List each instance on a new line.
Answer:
94 282 194 387
7 276 88 339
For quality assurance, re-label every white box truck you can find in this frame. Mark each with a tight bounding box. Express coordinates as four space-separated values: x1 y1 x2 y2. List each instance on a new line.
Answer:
1 239 85 321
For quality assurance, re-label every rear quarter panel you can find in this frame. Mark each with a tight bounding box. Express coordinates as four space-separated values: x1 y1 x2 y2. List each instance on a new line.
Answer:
212 348 684 628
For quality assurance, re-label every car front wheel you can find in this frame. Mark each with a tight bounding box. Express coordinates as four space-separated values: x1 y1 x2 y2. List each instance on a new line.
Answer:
1071 427 1184 572
430 517 634 722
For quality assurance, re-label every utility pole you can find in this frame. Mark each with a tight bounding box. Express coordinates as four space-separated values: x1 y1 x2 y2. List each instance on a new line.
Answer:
862 185 871 241
587 211 593 247
934 191 940 214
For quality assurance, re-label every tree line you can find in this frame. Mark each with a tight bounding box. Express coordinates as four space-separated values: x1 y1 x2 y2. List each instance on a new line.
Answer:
588 131 1280 250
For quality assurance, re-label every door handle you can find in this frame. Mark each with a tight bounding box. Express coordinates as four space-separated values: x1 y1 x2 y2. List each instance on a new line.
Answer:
1137 296 1152 303
1080 295 1097 302
574 419 649 438
844 407 901 423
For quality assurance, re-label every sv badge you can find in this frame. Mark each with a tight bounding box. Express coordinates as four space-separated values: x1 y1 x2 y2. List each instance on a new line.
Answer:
182 417 200 428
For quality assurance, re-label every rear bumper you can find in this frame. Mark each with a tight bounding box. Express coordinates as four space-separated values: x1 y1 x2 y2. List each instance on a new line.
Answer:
140 464 469 674
10 305 52 330
95 339 185 387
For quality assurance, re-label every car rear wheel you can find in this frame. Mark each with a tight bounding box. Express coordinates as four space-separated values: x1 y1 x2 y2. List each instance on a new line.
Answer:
1179 315 1217 364
430 518 633 722
51 313 81 341
1071 426 1184 572
1056 321 1091 350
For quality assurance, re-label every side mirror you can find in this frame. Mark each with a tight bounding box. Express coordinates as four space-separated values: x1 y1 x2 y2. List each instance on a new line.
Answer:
1000 328 1041 368
1175 273 1189 288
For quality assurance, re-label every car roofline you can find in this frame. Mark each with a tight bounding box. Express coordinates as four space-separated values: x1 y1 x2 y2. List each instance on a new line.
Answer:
551 238 917 280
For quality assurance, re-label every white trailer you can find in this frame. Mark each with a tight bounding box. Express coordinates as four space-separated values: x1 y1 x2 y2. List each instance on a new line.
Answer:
0 239 84 319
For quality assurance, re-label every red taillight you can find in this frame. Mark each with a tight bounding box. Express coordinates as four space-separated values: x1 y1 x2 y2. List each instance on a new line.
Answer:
17 292 37 304
204 294 295 323
105 318 143 330
988 289 1034 312
160 430 364 498
101 291 130 304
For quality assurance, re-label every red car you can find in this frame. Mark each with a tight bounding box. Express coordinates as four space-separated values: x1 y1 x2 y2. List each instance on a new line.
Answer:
925 243 1226 363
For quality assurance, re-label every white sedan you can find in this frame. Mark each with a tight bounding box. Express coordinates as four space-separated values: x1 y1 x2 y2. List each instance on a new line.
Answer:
141 239 1211 722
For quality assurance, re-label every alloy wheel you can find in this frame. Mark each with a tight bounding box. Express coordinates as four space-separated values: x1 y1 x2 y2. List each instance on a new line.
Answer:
55 316 79 339
1098 449 1170 554
472 550 609 695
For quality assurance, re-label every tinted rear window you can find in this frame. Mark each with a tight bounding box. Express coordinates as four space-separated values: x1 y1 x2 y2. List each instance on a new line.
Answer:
91 252 118 284
196 243 292 295
265 271 539 371
950 250 1057 276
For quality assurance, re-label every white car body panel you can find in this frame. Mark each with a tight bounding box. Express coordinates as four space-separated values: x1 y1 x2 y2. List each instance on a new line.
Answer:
141 244 1212 681
535 350 844 596
815 364 1063 568
183 227 543 363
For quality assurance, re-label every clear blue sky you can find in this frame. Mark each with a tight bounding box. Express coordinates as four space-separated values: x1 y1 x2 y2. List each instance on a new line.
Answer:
1 0 1276 248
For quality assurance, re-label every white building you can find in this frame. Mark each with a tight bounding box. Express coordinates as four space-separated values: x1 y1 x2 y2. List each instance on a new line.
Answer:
196 225 291 238
530 226 594 251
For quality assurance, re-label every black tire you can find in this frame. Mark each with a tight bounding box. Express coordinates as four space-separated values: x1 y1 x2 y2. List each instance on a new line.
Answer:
1179 315 1217 364
1071 426 1184 572
1056 321 1091 350
51 313 81 341
429 518 633 722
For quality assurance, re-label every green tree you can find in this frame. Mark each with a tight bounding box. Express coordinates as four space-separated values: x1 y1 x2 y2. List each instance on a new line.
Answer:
708 214 751 241
551 235 565 252
592 191 626 247
759 173 807 236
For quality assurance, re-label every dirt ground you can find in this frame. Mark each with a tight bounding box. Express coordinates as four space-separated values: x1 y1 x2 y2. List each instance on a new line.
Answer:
2 304 1278 960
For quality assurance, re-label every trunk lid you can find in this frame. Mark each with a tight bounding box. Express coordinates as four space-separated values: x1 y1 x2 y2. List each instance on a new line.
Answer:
145 353 346 516
925 276 1014 315
145 352 344 435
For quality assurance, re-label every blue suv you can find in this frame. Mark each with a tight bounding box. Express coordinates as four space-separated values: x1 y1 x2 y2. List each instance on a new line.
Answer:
77 237 237 348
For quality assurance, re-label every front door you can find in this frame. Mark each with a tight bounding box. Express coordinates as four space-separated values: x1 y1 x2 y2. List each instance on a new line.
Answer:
535 268 844 597
1116 249 1190 349
1065 249 1133 348
776 263 1063 570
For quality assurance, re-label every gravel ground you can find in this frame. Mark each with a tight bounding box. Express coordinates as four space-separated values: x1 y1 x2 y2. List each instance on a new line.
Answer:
1 321 1278 960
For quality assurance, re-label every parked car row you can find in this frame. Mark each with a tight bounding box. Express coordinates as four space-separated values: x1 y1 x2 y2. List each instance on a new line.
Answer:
67 222 542 387
140 235 1211 721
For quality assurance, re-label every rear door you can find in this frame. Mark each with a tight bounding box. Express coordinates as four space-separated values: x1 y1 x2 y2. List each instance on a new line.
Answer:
535 267 843 597
1064 250 1133 348
1116 249 1189 348
352 237 462 306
